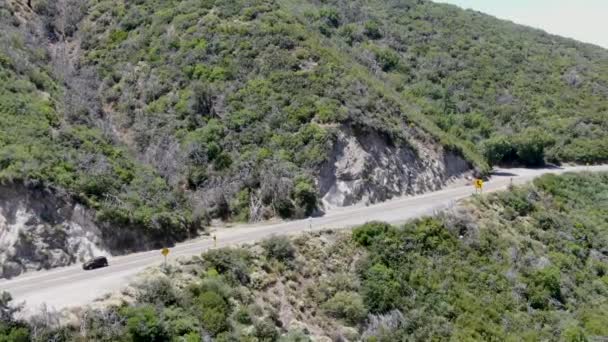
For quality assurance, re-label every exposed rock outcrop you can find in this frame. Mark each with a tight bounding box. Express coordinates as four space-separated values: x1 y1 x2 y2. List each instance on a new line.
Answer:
319 126 471 208
0 183 108 279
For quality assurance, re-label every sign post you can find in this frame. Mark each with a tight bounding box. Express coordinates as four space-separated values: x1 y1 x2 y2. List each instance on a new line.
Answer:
474 179 484 194
161 247 169 267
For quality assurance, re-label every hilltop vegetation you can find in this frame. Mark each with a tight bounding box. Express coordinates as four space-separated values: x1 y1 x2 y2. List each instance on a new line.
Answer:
1 0 607 239
2 172 607 340
293 0 608 165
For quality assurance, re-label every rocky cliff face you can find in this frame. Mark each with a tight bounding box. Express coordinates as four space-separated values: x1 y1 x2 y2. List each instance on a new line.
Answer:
0 182 188 279
319 127 471 208
0 183 108 279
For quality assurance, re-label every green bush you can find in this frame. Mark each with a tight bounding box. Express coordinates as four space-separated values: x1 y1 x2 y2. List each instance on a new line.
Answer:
482 135 517 166
181 332 203 342
253 318 279 341
293 177 318 216
361 263 401 313
0 326 30 342
135 277 178 306
319 7 340 28
557 138 608 163
482 130 555 167
581 307 608 336
202 248 252 285
364 20 382 39
352 221 394 246
261 236 295 263
495 188 536 218
198 291 230 335
561 325 588 342
234 307 252 325
525 267 562 309
162 307 199 337
373 48 400 72
108 29 128 44
123 305 169 342
315 99 347 123
321 291 367 324
514 129 554 167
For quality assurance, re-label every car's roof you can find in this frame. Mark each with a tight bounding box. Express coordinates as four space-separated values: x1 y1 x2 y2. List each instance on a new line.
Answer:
93 256 107 260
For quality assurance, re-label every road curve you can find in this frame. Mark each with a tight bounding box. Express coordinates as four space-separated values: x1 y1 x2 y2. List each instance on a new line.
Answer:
1 165 607 314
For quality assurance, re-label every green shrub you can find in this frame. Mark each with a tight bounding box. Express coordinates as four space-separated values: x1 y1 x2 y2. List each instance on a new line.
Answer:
213 152 233 171
319 7 340 27
135 277 178 306
514 129 554 167
0 326 30 342
364 20 382 39
561 325 588 342
352 221 394 246
274 197 296 219
261 236 295 263
123 305 168 342
163 307 199 337
361 263 401 313
234 307 252 325
253 318 279 341
293 177 317 216
315 99 347 123
108 29 128 44
495 189 535 218
182 332 203 342
198 291 229 335
338 24 360 45
373 48 400 72
557 138 608 163
525 267 562 309
581 307 608 336
321 291 367 324
482 135 517 166
483 130 554 167
202 248 252 285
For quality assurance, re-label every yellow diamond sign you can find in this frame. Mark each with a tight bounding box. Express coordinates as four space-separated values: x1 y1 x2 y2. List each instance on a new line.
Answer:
161 247 169 257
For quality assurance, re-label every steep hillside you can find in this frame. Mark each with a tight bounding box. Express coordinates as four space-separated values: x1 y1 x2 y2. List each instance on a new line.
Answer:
0 1 198 276
296 0 608 165
1 0 607 272
2 172 607 340
73 0 479 215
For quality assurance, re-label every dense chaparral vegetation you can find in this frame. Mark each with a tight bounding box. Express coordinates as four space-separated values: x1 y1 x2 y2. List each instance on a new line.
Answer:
1 0 607 239
1 0 607 339
2 172 607 340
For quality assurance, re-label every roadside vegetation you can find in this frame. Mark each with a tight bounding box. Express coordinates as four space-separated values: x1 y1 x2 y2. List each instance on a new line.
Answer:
1 172 607 341
1 0 608 239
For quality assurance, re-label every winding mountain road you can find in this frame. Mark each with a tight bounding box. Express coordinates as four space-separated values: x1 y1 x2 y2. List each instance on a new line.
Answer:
2 165 607 315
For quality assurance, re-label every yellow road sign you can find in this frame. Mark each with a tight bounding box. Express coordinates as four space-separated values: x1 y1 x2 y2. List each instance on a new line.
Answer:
161 247 169 257
474 179 483 189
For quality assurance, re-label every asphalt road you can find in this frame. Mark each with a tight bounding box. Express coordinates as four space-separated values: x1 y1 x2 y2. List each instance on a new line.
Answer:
1 165 607 314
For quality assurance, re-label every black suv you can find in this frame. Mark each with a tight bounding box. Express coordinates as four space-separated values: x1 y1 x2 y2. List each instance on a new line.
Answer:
82 256 109 270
